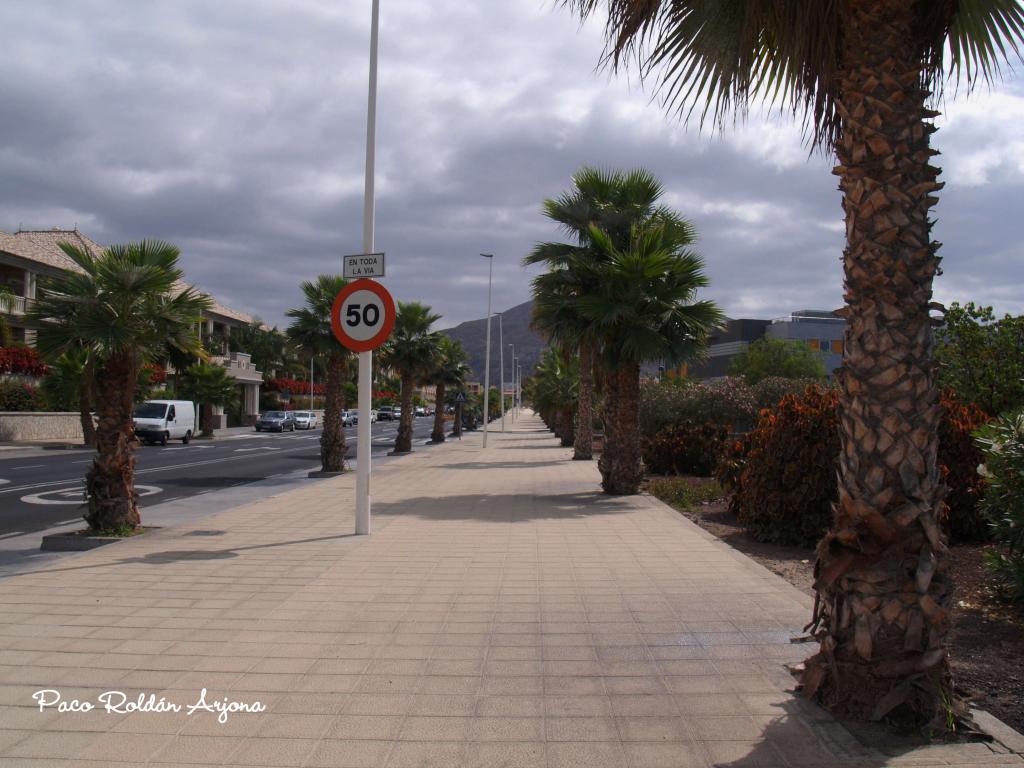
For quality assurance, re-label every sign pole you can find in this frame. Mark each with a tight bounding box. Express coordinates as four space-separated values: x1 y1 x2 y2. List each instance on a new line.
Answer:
356 0 380 536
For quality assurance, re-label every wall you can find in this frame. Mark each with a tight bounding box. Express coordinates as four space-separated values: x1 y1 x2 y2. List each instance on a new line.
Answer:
0 412 84 442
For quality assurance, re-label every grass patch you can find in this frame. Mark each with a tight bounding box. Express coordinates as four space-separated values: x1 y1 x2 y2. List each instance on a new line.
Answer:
646 476 723 510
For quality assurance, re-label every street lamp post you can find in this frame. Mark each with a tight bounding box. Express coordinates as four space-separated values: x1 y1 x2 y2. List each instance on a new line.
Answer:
508 343 515 423
480 254 494 447
498 312 505 432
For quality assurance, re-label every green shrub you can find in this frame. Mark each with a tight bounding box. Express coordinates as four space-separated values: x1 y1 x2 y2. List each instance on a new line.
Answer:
728 385 840 547
0 380 47 411
640 377 756 437
642 422 728 476
976 410 1024 602
647 476 723 509
752 376 824 411
715 434 752 494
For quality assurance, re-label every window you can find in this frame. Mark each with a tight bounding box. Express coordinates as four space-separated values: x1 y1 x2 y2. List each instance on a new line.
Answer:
168 406 176 421
831 340 843 354
807 339 820 351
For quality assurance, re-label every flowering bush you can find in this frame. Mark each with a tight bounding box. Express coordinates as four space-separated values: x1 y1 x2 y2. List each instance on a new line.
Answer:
265 377 325 396
0 346 48 377
0 381 47 411
640 377 757 437
141 363 167 386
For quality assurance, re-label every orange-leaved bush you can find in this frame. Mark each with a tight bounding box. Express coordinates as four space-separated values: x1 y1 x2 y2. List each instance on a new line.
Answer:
642 422 727 477
720 385 990 548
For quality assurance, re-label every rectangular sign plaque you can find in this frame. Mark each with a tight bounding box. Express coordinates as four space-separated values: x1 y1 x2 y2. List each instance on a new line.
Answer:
343 252 386 279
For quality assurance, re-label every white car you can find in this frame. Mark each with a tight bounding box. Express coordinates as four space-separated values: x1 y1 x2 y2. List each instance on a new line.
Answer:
342 410 356 427
293 411 318 430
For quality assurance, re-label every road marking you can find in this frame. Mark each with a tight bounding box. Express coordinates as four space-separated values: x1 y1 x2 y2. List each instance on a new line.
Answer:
0 531 24 539
0 479 9 485
10 465 44 470
234 447 283 453
21 484 162 506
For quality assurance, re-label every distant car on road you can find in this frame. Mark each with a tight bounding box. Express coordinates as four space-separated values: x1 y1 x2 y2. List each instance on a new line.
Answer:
414 406 426 417
255 411 296 432
377 406 395 421
293 411 318 430
342 410 357 427
134 400 196 445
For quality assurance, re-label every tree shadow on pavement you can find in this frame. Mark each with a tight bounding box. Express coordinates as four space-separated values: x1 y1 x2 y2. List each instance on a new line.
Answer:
11 532 362 576
369 492 631 522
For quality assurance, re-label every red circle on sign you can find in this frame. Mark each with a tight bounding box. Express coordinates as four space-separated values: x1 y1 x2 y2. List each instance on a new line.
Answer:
331 279 396 352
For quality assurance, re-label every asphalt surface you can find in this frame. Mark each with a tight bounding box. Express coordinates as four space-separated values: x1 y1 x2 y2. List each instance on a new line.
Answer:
0 416 441 538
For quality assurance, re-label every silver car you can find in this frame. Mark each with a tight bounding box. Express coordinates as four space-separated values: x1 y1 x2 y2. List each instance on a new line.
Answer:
293 411 318 429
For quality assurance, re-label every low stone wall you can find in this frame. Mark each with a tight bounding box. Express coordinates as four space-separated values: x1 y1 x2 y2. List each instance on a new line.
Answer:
0 412 85 442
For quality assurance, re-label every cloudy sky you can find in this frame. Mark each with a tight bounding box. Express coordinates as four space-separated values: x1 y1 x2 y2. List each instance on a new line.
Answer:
2 1 1022 330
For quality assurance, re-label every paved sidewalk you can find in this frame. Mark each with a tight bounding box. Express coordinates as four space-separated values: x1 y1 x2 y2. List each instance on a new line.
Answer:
0 412 1019 767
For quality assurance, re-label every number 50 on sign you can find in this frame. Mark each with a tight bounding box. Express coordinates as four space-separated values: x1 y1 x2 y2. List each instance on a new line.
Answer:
331 279 396 352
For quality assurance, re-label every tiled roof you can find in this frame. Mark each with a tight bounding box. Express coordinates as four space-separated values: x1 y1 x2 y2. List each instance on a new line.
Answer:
0 229 259 326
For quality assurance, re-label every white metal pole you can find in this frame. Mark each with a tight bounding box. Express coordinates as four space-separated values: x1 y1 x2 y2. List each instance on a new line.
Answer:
356 0 380 536
508 344 515 423
498 313 505 432
481 253 493 448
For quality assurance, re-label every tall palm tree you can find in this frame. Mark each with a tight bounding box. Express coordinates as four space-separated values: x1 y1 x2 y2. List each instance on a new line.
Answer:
29 240 209 530
564 0 1024 726
579 219 722 493
526 167 672 461
380 302 441 453
178 363 238 438
286 276 350 473
428 336 469 443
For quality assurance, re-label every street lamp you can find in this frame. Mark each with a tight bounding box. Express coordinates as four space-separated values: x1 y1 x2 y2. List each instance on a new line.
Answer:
498 312 505 432
480 253 494 448
508 343 515 423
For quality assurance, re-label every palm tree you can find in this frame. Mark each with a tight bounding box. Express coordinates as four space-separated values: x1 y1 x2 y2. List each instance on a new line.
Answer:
578 219 722 493
380 302 441 453
178 363 238 438
526 167 672 461
428 336 469 443
531 346 580 447
286 276 350 473
40 349 97 447
564 0 1024 727
29 240 209 530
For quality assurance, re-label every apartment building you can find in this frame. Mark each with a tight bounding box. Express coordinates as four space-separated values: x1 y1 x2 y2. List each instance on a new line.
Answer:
0 228 265 426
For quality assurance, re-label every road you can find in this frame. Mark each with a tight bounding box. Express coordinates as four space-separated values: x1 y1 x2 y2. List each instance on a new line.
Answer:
0 416 441 538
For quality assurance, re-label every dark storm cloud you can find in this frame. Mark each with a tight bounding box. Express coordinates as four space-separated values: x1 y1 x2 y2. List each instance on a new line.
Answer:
1 0 1021 331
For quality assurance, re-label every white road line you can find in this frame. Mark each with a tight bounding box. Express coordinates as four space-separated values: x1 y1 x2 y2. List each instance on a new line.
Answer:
10 465 45 470
234 447 283 453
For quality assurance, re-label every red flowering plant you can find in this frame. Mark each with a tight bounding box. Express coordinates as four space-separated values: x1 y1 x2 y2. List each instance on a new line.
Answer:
0 346 49 377
265 377 325 396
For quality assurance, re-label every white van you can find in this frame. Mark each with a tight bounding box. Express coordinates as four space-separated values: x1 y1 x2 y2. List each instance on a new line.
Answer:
133 400 197 445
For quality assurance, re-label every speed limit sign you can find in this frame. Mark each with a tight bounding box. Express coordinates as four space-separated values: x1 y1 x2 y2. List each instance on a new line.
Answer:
331 279 396 352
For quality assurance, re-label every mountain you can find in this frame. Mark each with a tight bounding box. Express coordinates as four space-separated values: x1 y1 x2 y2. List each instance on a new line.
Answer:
441 300 545 386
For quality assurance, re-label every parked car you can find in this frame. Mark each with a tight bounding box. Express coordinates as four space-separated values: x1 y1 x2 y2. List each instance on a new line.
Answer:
368 410 378 423
255 410 296 432
414 406 426 417
377 406 395 421
133 400 196 445
393 407 403 421
293 411 318 430
342 410 357 427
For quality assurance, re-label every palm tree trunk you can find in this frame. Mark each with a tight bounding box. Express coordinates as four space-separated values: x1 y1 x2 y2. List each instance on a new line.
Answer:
560 408 575 448
430 383 446 443
78 358 97 448
802 0 952 727
573 342 594 460
319 350 347 472
600 363 642 494
394 373 414 453
85 350 140 530
201 403 214 438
